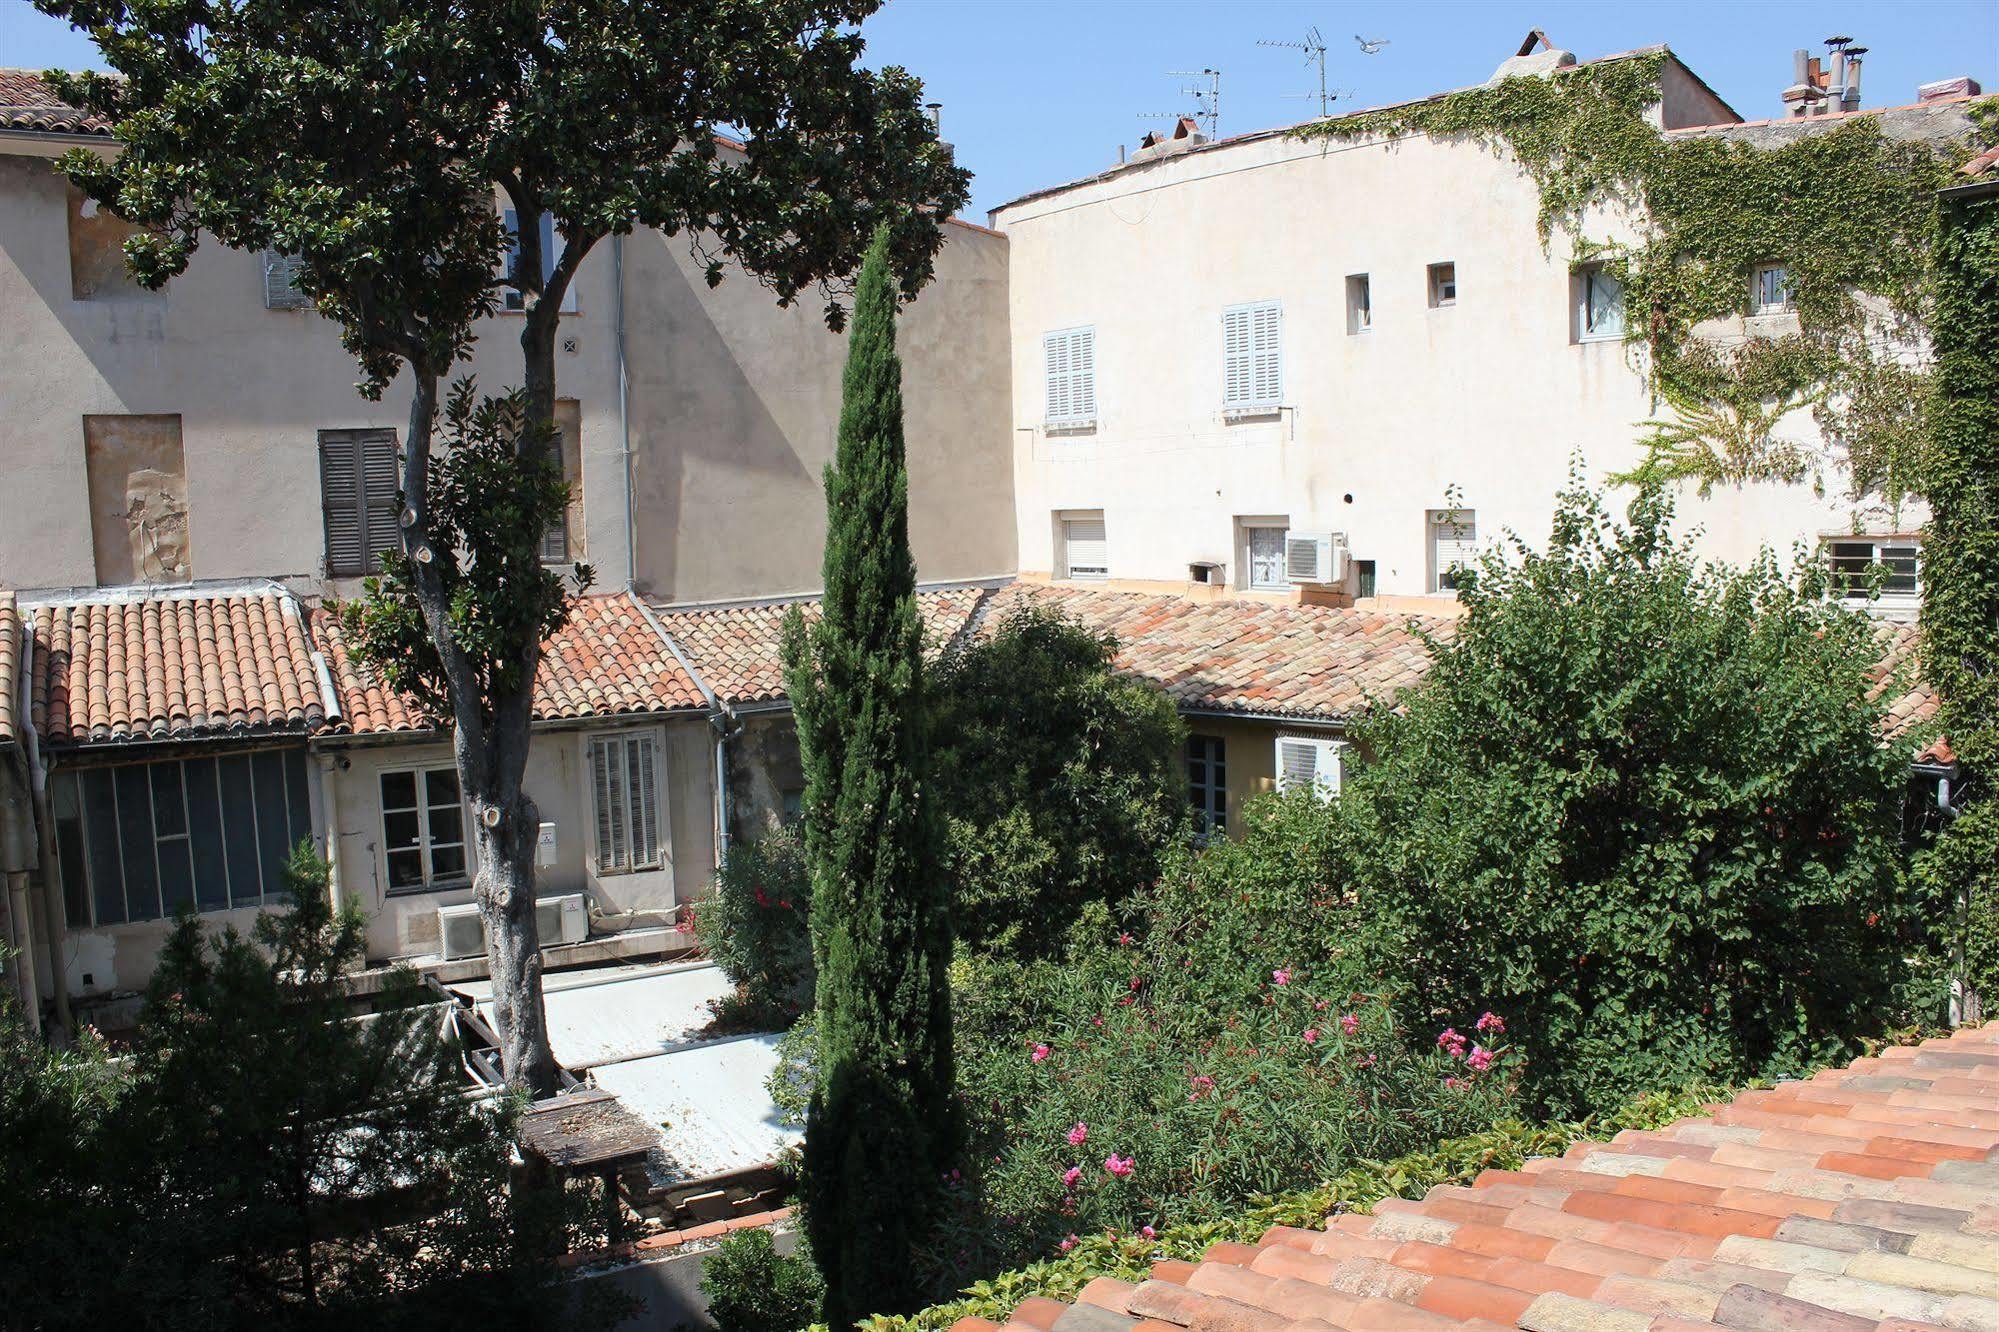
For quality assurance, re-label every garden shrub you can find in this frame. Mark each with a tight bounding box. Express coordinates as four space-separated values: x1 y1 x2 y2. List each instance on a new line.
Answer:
930 603 1188 959
701 1227 824 1332
695 824 815 1022
1337 477 1916 1117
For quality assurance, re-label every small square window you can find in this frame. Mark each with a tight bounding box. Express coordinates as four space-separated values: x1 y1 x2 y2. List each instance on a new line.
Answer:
1429 509 1477 593
1060 513 1108 580
1828 538 1919 601
1753 264 1794 314
1242 523 1289 590
1428 262 1457 308
1576 264 1625 341
1345 274 1372 334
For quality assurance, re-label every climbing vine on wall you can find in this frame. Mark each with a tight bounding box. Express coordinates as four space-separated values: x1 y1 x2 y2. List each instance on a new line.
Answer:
1293 53 1979 514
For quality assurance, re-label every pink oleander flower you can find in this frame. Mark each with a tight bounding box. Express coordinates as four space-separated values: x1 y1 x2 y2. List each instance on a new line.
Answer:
1467 1045 1496 1073
1437 1027 1468 1059
1103 1153 1136 1178
1059 1234 1079 1253
1141 1225 1157 1240
1339 1012 1360 1037
1092 1016 1104 1028
1187 1074 1216 1102
1476 1011 1506 1035
1313 999 1329 1011
1356 1052 1378 1069
1445 1076 1470 1091
1067 1121 1089 1147
1118 932 1134 946
1303 1028 1320 1045
1272 968 1292 986
1032 1043 1051 1063
1062 1165 1083 1189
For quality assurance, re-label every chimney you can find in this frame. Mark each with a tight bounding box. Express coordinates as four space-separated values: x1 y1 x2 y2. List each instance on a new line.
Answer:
1840 47 1865 112
1782 48 1821 118
1918 75 1982 103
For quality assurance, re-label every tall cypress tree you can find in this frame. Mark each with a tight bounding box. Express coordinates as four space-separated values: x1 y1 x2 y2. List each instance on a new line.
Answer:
783 226 954 1326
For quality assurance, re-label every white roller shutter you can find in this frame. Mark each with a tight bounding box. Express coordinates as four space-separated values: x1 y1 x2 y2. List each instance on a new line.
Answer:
1274 736 1345 800
1063 517 1108 579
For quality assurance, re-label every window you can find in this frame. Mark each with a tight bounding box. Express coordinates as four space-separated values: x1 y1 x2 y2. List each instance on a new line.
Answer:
1429 509 1477 593
262 251 310 310
502 209 580 313
380 766 467 892
1428 262 1457 308
590 732 663 873
1244 524 1289 590
52 751 312 926
1060 513 1108 580
1346 274 1372 334
1043 327 1097 426
1753 263 1794 314
1828 538 1920 602
1187 736 1227 840
1275 736 1345 801
1356 559 1377 600
539 399 585 563
320 428 401 577
1222 301 1282 411
1576 264 1624 341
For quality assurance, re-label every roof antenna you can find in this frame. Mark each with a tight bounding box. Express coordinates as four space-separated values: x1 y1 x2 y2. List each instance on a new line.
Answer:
1138 67 1221 139
1259 27 1342 118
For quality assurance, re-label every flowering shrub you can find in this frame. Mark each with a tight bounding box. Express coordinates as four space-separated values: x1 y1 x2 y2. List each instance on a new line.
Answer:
693 825 814 1023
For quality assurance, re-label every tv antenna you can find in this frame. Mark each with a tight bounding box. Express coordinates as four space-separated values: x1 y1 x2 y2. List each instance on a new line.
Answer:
1259 27 1338 117
1138 67 1221 139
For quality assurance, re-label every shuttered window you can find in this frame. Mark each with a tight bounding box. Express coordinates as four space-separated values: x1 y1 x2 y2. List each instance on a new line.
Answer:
319 429 401 577
1044 327 1097 424
590 732 662 873
1429 510 1478 593
1061 515 1108 580
261 251 310 309
1223 301 1281 409
1274 736 1345 801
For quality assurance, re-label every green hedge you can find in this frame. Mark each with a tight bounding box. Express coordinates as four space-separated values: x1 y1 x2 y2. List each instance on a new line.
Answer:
860 1083 1734 1332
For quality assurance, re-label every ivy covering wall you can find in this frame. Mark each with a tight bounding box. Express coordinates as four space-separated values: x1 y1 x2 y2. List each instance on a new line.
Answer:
1294 53 1981 512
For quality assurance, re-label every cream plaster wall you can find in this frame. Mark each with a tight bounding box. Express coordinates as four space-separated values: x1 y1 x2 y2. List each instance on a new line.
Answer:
992 76 1904 604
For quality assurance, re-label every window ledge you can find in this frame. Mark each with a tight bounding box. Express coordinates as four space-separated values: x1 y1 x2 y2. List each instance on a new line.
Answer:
1222 405 1283 423
386 879 472 899
1576 331 1626 345
1044 420 1098 437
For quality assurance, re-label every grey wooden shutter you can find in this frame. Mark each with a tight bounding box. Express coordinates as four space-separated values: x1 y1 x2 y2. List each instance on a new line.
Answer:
320 430 400 576
538 431 570 562
262 251 309 309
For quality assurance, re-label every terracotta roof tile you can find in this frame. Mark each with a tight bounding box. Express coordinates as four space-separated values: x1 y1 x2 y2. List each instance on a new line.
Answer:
0 592 19 747
28 589 325 748
315 591 706 736
1016 1023 1999 1331
1866 621 1945 757
0 69 114 137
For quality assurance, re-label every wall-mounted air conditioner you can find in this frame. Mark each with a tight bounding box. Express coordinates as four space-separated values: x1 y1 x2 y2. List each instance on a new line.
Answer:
1285 530 1349 585
435 894 588 960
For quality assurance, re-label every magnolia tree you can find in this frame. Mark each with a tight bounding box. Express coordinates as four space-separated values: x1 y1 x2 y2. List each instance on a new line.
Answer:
42 0 969 1092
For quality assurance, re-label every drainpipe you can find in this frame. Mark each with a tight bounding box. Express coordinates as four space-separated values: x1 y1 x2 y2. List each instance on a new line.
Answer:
18 631 72 1036
1935 770 1981 1027
614 232 636 589
6 871 39 1035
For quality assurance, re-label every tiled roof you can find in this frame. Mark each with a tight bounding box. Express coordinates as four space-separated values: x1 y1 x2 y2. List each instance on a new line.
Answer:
29 591 325 748
1868 622 1943 758
0 593 20 747
971 1022 1999 1332
0 69 114 137
316 591 706 736
651 585 995 708
1958 144 1999 181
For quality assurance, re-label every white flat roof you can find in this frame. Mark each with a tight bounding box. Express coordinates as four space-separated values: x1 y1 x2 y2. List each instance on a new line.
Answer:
592 1034 800 1180
456 960 733 1071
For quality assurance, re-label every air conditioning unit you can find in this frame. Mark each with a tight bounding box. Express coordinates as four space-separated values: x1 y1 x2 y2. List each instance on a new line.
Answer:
435 894 588 960
1285 530 1349 585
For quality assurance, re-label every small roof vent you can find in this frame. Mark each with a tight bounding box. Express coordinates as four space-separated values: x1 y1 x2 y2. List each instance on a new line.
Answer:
1130 116 1208 164
1489 29 1577 83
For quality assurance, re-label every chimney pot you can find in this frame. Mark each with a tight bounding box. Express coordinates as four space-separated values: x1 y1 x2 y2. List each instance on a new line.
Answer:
1918 75 1982 102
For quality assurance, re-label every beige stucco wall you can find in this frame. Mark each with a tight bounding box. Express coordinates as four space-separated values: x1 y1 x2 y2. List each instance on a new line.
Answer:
623 219 1016 605
992 79 1910 605
321 716 714 964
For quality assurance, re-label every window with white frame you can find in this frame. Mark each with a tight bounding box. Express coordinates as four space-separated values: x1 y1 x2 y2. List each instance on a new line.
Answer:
1753 263 1794 314
1346 274 1372 334
1827 537 1920 602
1429 509 1477 593
503 209 580 313
1222 301 1282 410
1428 262 1457 308
590 732 663 873
1060 513 1108 580
1243 523 1289 590
1043 326 1097 426
51 750 313 927
380 766 468 892
1187 735 1227 839
1274 735 1344 801
1576 264 1625 341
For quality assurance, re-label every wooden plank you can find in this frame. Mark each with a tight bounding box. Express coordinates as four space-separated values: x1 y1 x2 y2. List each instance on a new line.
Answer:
519 1088 660 1170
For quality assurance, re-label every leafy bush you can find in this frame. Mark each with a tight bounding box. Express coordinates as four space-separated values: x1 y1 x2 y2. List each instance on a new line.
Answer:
701 1227 824 1332
696 825 815 1022
1337 479 1915 1116
930 603 1188 959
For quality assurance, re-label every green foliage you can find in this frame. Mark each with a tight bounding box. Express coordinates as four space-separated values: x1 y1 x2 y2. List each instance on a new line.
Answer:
1334 477 1916 1116
1298 57 1979 509
340 382 586 718
1917 161 1999 1002
702 1228 826 1332
0 845 624 1328
783 228 954 1326
930 604 1188 959
861 1081 1736 1332
697 824 816 1022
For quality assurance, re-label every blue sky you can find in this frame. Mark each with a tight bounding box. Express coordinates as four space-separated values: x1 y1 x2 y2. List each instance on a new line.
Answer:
6 0 1995 218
